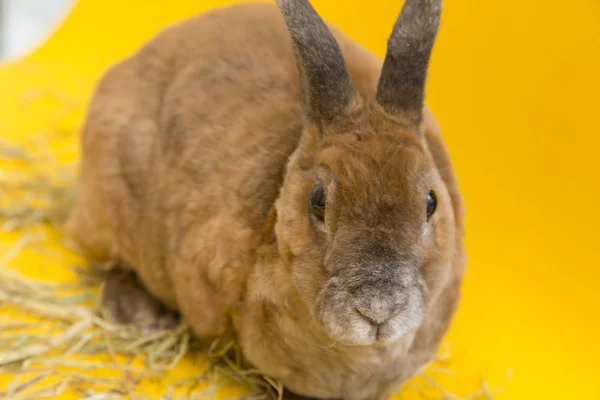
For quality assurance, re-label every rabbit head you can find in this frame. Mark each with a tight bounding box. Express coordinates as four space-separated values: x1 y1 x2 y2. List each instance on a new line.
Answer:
274 0 455 347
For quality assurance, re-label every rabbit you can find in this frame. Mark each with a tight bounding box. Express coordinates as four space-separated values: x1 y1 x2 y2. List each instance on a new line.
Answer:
66 0 466 399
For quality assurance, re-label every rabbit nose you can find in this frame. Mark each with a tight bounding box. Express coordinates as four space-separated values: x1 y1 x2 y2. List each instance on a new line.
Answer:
355 298 401 327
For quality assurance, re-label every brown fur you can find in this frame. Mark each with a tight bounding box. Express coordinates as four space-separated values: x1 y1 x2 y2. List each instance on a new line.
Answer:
66 1 465 399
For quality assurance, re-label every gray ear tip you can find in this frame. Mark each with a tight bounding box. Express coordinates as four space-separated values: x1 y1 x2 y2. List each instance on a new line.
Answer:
277 0 308 12
375 0 443 122
276 0 356 125
403 0 443 17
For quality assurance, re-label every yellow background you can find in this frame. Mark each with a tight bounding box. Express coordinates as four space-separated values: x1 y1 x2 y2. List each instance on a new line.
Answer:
1 0 599 398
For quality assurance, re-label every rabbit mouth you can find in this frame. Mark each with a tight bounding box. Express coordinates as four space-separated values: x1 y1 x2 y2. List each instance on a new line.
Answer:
316 279 425 346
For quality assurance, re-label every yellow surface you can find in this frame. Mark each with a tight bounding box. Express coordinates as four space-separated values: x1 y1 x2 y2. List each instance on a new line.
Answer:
1 0 599 398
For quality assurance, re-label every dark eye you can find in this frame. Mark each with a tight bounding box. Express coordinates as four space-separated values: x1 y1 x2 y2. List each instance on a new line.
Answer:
427 190 437 220
310 185 326 222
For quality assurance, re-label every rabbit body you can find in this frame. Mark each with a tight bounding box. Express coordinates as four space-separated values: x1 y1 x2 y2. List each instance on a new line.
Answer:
68 2 465 399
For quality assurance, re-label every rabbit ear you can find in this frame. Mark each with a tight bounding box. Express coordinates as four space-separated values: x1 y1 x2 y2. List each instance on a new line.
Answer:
277 0 356 129
376 0 442 124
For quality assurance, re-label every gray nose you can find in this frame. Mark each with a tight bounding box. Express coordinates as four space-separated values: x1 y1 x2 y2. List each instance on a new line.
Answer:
355 296 402 326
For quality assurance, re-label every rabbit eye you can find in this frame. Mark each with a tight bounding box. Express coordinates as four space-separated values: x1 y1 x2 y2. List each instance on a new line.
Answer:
427 190 437 220
310 185 326 222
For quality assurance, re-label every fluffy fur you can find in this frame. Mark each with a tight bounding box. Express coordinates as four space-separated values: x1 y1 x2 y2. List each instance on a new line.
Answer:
67 1 466 399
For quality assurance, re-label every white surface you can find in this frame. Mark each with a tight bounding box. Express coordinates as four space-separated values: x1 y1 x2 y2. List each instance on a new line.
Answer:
0 0 73 60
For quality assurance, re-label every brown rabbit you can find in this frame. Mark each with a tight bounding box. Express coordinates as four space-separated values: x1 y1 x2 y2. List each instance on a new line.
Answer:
67 0 465 398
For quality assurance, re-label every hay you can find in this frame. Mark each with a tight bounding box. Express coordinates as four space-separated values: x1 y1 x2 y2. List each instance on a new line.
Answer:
0 243 281 399
0 137 75 232
0 140 510 400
